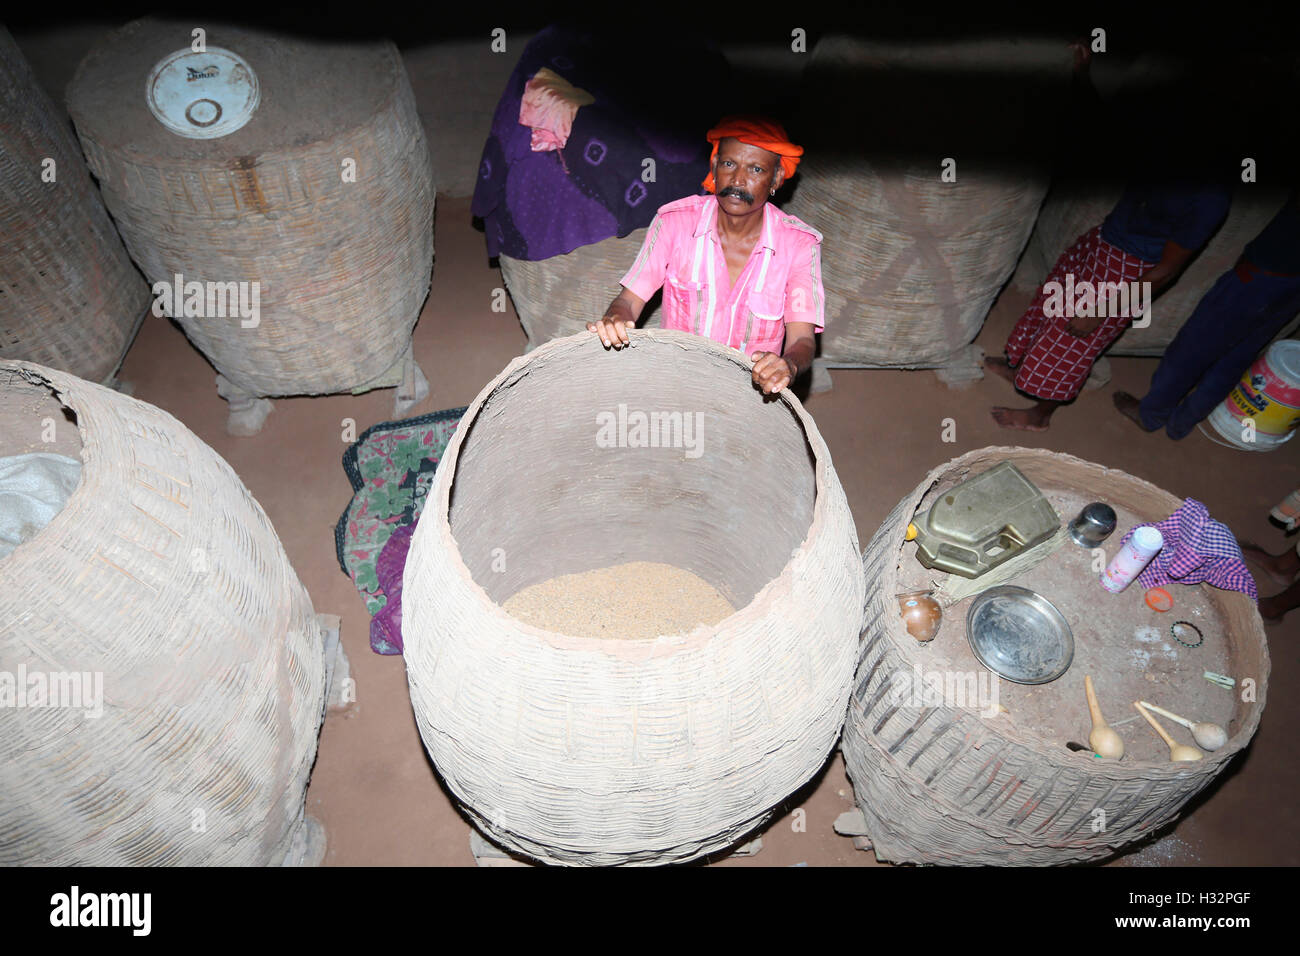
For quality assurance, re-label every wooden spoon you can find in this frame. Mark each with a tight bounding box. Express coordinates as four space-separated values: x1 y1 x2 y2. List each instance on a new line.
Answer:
1134 701 1203 762
1138 701 1228 752
1084 675 1124 759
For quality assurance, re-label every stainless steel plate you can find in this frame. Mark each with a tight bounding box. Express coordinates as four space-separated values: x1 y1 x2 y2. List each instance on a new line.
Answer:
966 585 1074 684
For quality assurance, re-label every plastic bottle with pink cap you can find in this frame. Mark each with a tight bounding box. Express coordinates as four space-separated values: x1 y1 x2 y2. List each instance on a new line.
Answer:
1100 526 1164 593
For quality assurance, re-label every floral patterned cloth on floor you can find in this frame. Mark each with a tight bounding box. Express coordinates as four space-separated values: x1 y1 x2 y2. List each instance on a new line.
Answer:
335 408 466 654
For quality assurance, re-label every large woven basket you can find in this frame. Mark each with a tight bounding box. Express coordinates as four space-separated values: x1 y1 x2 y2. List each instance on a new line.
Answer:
845 446 1269 865
1013 183 1296 354
402 329 864 865
0 361 326 865
788 160 1048 369
0 28 150 384
66 18 434 398
786 36 1060 371
499 229 650 351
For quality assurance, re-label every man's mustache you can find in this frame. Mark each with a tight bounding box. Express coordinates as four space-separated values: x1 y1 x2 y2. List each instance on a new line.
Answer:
718 186 754 204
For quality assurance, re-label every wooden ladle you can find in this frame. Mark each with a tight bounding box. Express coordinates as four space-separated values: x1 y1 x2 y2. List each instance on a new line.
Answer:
1134 701 1203 762
1138 701 1228 752
1084 675 1124 759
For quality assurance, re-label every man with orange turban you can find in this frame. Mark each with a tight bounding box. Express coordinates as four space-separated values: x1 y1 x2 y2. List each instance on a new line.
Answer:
588 116 824 395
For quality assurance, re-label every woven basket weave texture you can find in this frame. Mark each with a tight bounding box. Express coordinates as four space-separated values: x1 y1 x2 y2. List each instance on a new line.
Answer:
499 229 649 351
788 161 1048 367
66 19 435 397
844 446 1269 865
0 27 150 384
403 329 864 864
786 35 1060 369
0 361 326 864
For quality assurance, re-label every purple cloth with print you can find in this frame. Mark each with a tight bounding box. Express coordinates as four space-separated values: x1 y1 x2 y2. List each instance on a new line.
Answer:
471 25 727 260
1117 498 1258 600
371 522 417 654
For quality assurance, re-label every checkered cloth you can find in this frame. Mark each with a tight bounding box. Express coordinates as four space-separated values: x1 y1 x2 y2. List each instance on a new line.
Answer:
1005 226 1154 402
1117 498 1258 600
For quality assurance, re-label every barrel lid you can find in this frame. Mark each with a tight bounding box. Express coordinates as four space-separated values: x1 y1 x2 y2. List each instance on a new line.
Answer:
1268 339 1300 382
146 47 259 139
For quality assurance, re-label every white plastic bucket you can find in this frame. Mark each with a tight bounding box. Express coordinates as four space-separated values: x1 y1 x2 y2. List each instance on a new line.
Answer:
1206 339 1300 450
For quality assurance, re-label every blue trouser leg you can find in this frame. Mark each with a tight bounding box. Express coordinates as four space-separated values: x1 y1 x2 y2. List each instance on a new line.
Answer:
1163 273 1300 438
1137 270 1243 430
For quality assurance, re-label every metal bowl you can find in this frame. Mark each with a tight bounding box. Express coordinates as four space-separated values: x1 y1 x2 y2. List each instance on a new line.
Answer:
966 585 1074 684
1068 502 1117 548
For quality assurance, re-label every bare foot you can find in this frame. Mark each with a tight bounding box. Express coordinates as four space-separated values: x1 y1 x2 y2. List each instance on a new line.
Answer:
984 356 1018 385
1238 540 1300 586
991 406 1051 431
1112 391 1157 431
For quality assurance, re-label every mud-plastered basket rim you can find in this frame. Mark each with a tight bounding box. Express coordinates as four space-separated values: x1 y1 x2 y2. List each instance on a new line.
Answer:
876 446 1268 769
3 364 94 544
846 445 1269 865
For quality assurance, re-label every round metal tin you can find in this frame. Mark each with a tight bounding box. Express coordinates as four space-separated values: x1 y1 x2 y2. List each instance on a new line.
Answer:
146 46 260 139
966 585 1074 685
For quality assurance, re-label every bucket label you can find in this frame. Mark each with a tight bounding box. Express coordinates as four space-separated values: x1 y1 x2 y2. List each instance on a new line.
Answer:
1249 354 1300 407
1223 352 1300 436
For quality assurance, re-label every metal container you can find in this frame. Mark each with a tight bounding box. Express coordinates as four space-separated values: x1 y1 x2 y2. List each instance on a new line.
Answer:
911 461 1060 578
1069 502 1117 547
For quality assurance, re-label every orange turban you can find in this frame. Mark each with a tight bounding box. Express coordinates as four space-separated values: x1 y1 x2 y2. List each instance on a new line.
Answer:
701 116 804 194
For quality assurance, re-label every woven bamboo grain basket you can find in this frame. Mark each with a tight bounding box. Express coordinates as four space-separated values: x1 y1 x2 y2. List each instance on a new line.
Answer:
1013 184 1296 354
845 446 1269 865
788 161 1047 370
65 18 434 399
0 361 327 865
499 229 649 351
787 36 1062 376
402 329 864 865
0 28 150 384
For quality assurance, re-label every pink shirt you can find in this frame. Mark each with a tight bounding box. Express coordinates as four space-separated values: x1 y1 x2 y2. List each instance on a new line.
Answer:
620 195 825 356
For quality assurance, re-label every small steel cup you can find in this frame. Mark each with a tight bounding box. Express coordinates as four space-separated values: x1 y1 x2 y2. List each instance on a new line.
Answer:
1069 502 1117 547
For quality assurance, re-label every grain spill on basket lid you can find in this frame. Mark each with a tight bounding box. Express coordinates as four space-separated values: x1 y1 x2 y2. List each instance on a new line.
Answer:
502 561 734 640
